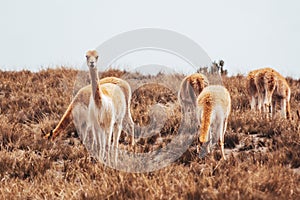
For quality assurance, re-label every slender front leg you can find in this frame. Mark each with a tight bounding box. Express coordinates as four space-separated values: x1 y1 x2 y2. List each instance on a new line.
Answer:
281 99 287 118
113 123 122 165
250 96 256 110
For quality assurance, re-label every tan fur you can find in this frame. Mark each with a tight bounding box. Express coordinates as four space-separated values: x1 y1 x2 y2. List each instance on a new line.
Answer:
45 77 134 143
85 50 98 59
254 68 277 113
247 67 291 119
45 50 135 163
272 71 291 119
86 50 128 163
198 93 213 143
247 68 277 112
97 77 135 144
178 73 209 108
197 85 231 160
246 69 260 110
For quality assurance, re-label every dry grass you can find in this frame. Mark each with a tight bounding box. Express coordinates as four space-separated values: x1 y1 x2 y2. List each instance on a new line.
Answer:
0 68 299 199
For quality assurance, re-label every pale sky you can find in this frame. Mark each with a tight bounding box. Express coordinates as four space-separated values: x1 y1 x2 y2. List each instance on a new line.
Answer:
0 0 299 77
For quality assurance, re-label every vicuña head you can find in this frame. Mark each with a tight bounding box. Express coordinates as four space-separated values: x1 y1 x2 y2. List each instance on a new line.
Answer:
86 50 99 69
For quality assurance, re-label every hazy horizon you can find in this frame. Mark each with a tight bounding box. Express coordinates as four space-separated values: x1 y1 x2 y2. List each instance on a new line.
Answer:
0 0 299 78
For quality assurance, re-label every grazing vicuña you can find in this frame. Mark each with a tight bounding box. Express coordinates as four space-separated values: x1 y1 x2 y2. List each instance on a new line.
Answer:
254 68 277 114
178 73 209 109
246 69 260 111
272 70 291 119
247 67 290 119
196 85 231 160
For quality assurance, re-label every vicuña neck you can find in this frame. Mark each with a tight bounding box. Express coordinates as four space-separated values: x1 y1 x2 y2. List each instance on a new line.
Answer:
89 66 102 106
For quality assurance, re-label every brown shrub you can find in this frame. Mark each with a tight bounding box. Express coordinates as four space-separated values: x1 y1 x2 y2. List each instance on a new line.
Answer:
0 68 299 199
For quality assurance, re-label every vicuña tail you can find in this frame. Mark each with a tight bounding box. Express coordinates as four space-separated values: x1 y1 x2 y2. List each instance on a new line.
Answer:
199 95 213 143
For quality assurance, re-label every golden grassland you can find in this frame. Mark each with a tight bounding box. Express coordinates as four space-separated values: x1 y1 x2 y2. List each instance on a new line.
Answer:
0 68 299 199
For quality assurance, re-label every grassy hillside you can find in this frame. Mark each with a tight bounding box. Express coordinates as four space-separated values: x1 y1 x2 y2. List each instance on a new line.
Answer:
0 68 299 199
